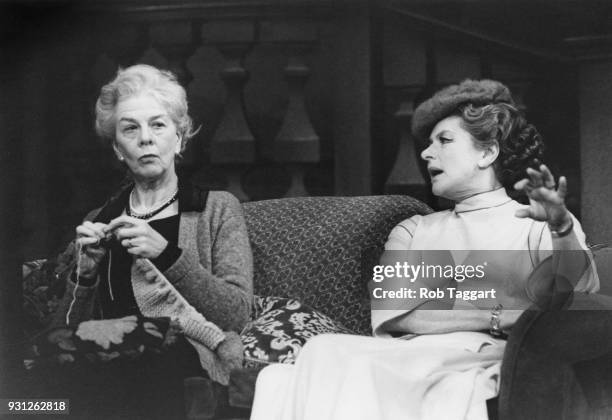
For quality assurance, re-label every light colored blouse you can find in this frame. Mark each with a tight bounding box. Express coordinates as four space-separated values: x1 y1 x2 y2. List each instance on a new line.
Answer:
372 188 599 336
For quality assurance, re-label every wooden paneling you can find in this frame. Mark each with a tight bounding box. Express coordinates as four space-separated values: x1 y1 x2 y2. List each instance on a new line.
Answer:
580 62 612 244
5 0 605 255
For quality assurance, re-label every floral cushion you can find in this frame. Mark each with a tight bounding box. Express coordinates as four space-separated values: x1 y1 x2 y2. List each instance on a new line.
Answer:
23 255 75 338
23 256 182 369
241 296 354 368
24 316 182 370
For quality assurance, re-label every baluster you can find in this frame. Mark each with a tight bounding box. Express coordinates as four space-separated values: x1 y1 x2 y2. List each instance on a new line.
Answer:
384 89 428 202
263 21 320 197
204 21 256 202
148 20 199 168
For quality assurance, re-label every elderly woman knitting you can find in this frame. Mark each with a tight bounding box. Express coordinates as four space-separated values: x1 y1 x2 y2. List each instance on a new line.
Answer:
249 79 599 420
48 64 253 419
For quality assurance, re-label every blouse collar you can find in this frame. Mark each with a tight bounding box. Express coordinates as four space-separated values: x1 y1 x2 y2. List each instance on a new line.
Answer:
454 188 512 214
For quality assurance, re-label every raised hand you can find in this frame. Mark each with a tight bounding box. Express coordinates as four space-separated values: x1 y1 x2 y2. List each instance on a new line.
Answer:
75 221 109 278
105 215 168 259
513 164 572 230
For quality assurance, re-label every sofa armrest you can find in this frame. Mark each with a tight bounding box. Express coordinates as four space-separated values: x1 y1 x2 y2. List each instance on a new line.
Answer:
499 297 612 419
229 367 261 409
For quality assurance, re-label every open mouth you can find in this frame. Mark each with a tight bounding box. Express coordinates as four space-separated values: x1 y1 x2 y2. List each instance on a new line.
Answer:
428 167 443 178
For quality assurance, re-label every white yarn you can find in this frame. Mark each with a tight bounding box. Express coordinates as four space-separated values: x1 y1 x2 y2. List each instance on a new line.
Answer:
107 249 114 301
65 240 82 326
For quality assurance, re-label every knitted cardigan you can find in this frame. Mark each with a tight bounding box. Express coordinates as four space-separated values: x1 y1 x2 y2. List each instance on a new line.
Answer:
51 184 254 385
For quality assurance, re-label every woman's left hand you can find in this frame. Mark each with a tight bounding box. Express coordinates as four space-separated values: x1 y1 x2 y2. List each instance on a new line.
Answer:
105 215 168 259
513 164 572 229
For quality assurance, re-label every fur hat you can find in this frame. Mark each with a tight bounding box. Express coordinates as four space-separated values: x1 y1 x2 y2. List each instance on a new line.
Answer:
411 79 515 142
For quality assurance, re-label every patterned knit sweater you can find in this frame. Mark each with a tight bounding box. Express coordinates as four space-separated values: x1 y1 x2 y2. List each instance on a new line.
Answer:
51 186 254 385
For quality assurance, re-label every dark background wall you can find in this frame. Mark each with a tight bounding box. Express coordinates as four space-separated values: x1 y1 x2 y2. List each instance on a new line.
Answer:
3 0 600 260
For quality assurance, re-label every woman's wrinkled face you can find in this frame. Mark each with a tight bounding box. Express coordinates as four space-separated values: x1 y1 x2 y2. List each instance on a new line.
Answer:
113 93 180 182
420 116 485 201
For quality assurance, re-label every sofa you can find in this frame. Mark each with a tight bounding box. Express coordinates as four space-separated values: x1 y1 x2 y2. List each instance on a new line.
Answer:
21 194 612 419
233 195 612 420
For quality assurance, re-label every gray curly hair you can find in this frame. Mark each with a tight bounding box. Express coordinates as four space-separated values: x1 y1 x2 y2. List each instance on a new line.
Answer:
95 64 197 152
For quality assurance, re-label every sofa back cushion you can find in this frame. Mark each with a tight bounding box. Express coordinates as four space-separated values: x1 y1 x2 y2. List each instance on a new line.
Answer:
242 195 432 334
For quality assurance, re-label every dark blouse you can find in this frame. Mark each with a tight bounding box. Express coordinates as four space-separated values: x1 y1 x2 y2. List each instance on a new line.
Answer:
97 215 181 319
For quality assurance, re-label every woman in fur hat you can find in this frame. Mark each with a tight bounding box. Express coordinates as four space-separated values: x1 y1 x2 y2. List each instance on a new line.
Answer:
250 79 599 420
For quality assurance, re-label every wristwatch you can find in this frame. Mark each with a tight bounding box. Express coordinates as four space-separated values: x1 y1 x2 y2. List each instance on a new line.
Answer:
489 304 504 338
550 218 574 238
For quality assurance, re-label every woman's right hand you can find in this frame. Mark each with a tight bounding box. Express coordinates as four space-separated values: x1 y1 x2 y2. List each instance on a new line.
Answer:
75 221 109 279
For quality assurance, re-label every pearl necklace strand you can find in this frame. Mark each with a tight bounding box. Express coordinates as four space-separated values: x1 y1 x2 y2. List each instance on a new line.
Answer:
127 187 179 220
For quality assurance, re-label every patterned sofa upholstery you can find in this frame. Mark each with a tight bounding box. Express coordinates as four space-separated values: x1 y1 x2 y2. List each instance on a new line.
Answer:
242 195 433 335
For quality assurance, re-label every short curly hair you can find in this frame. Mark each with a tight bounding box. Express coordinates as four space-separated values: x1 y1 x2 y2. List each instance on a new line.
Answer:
413 79 544 188
452 102 544 188
95 64 197 152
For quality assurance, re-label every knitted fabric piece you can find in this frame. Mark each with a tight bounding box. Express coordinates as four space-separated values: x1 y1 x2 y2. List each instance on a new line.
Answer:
243 195 432 335
132 258 225 350
132 258 233 385
411 79 515 143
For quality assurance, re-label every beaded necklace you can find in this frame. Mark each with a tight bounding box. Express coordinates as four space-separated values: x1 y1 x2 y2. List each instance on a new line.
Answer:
126 188 179 220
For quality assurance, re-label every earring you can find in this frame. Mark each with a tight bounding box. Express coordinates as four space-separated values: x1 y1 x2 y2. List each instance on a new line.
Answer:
118 155 124 161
